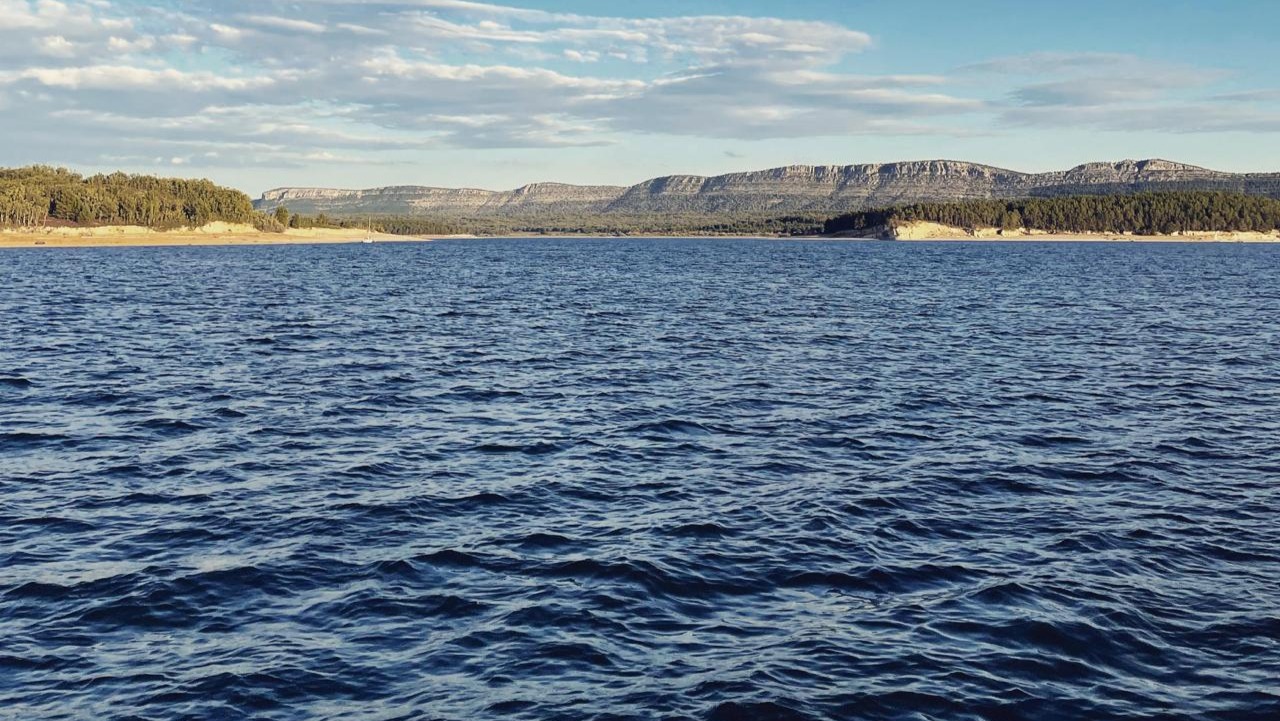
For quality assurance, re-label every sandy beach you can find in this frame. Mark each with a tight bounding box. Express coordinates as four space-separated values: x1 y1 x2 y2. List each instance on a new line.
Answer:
0 223 465 249
6 222 1278 247
880 221 1280 243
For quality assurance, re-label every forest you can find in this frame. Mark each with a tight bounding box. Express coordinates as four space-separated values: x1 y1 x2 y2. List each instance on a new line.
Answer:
269 211 461 236
441 212 827 237
823 191 1280 236
0 166 261 230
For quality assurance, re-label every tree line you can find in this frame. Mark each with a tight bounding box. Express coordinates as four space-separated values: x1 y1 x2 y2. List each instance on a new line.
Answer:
823 192 1280 236
266 209 462 236
264 210 826 237
0 166 262 230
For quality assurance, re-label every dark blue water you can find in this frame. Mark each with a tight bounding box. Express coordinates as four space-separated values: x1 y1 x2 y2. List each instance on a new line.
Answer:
2 239 1278 721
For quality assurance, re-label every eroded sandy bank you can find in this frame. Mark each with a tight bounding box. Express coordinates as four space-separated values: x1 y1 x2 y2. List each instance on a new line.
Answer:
0 223 470 248
886 221 1280 242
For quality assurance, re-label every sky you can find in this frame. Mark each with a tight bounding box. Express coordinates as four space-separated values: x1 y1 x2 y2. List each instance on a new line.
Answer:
2 0 1279 194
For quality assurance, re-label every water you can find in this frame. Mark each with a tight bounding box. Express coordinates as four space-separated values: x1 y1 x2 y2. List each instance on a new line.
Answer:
2 239 1278 721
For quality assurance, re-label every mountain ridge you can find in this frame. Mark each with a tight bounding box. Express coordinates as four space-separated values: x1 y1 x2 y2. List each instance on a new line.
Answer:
255 159 1280 217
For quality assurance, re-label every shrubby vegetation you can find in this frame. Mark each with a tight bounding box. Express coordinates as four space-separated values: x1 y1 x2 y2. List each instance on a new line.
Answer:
366 217 463 235
262 211 459 235
475 212 826 237
294 192 1280 238
300 212 827 237
824 192 1280 236
0 166 260 230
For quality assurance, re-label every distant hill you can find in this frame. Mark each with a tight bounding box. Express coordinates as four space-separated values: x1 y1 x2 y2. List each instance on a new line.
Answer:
255 159 1280 217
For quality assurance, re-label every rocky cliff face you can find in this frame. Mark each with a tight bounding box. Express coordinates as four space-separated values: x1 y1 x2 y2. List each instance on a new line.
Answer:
257 182 623 215
255 159 1280 217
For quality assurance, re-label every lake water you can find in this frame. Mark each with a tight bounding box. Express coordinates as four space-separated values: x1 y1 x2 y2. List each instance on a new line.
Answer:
2 239 1278 720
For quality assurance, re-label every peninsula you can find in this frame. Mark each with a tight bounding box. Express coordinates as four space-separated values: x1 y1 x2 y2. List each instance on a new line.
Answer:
823 192 1280 242
0 166 450 247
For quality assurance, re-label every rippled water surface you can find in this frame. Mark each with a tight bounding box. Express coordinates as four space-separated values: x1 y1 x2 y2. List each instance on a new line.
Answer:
2 239 1279 720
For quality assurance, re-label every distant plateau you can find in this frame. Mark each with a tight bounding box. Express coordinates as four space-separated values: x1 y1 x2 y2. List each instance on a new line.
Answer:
254 159 1280 217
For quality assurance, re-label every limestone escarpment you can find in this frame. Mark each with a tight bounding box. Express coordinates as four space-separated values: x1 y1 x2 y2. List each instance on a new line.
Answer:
254 159 1280 217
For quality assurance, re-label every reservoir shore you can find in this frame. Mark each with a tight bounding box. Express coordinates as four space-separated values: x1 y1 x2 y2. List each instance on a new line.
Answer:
830 220 1280 243
3 220 1279 247
0 223 470 248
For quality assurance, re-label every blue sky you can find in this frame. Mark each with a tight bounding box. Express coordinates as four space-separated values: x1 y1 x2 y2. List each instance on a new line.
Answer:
1 0 1278 193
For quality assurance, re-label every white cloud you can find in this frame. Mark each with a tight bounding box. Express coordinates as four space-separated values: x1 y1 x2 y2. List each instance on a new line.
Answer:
0 65 272 91
1 0 1277 175
107 34 154 53
959 52 1144 76
1003 103 1280 134
38 35 77 57
964 52 1226 108
209 24 244 41
164 33 198 48
335 22 385 36
1212 89 1280 103
239 15 328 34
563 49 599 63
948 51 1277 135
0 0 894 154
358 54 641 93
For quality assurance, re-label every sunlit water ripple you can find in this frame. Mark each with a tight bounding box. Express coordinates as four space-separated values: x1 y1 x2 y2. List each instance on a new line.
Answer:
2 239 1278 720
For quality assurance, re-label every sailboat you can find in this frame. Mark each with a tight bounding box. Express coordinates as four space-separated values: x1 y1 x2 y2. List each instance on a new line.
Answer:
361 216 374 243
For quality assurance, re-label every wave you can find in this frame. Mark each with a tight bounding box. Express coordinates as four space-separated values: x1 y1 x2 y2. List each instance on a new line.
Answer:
3 239 1278 720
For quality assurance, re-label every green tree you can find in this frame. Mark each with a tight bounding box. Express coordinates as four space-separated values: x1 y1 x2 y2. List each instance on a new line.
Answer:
823 192 1280 237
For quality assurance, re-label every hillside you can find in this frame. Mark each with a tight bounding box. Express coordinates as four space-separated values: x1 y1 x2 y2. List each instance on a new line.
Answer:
255 159 1280 217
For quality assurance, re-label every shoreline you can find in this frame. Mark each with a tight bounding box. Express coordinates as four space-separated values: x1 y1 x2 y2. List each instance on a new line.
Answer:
0 224 472 248
4 226 1278 247
877 234 1280 243
890 236 1280 243
831 220 1280 243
